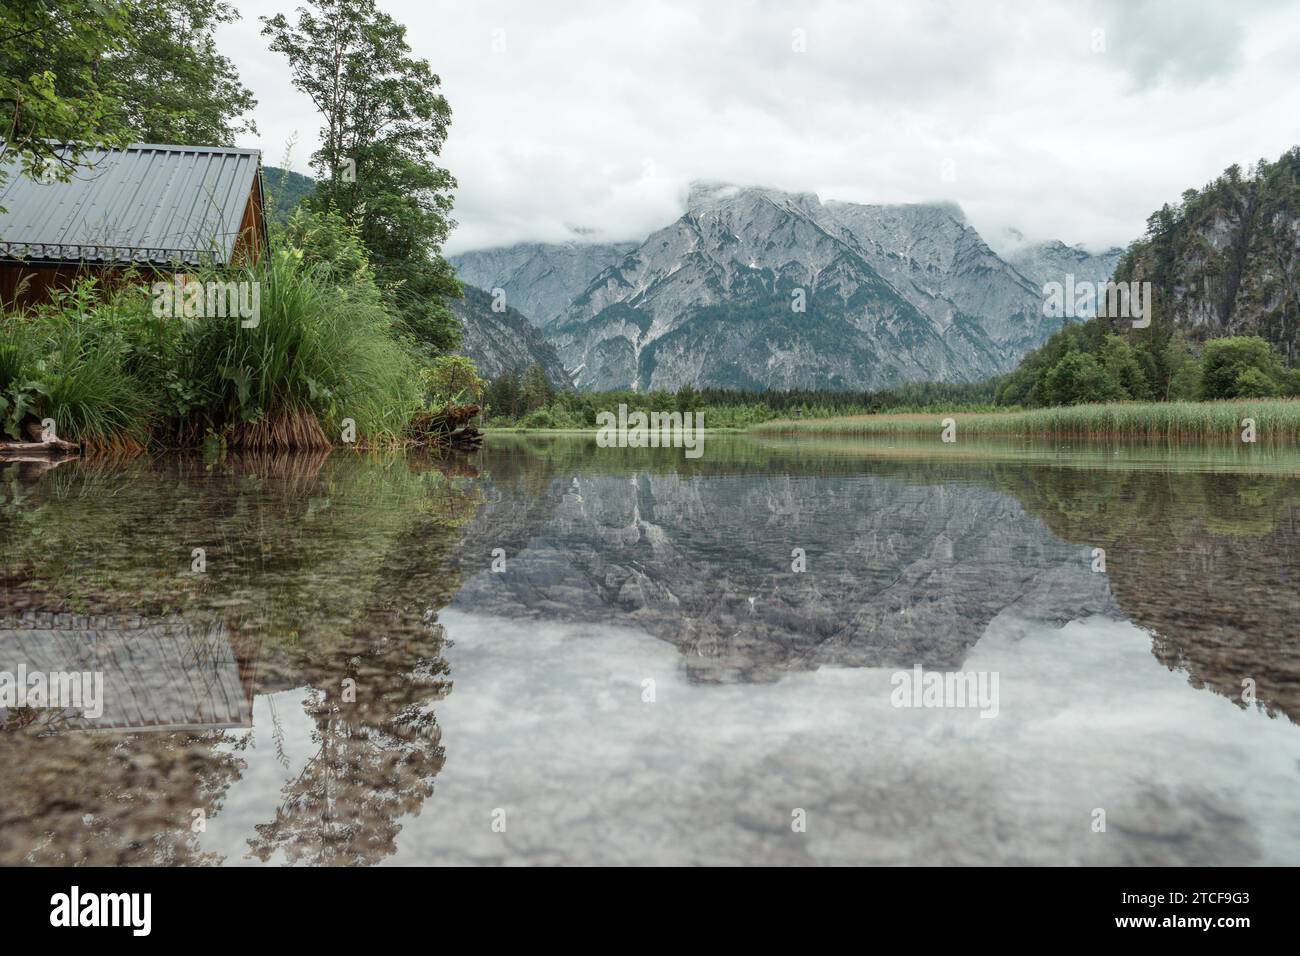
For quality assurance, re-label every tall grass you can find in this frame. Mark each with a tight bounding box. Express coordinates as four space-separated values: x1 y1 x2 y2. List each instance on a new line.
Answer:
2 286 153 451
0 250 424 452
176 252 421 449
750 400 1300 442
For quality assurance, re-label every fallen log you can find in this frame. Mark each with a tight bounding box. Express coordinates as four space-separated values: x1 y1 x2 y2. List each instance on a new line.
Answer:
442 425 484 450
0 438 80 458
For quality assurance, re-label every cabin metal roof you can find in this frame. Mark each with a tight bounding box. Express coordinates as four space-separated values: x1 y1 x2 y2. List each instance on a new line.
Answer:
0 143 265 267
0 614 255 733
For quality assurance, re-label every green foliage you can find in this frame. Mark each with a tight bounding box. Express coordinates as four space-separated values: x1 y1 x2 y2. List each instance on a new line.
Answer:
0 0 464 449
31 310 153 445
0 229 431 447
278 207 374 287
1233 367 1281 398
1099 335 1153 400
1040 353 1123 406
1162 333 1202 400
0 0 257 205
1113 145 1300 365
521 364 556 412
264 165 319 227
262 0 462 355
0 1 134 201
1200 336 1292 400
484 378 1002 430
0 328 42 440
423 354 486 406
0 283 153 445
753 400 1300 443
520 408 558 429
999 317 1296 408
173 248 421 441
995 321 1101 407
106 0 257 144
999 145 1300 407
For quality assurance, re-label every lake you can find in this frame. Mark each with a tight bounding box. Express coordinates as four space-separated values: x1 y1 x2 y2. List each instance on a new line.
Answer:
2 434 1298 865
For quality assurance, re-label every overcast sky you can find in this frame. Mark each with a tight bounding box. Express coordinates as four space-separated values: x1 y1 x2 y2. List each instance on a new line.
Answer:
218 0 1300 255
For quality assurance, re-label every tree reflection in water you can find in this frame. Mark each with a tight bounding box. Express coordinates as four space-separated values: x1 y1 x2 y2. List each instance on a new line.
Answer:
1 451 480 865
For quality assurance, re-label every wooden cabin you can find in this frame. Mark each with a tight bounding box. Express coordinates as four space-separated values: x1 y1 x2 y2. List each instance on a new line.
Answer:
0 143 268 308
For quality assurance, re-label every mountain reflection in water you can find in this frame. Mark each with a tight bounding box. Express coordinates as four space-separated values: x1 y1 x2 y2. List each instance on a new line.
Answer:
1 436 1297 865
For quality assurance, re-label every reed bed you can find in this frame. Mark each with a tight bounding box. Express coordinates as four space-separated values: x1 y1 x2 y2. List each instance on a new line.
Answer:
750 399 1300 443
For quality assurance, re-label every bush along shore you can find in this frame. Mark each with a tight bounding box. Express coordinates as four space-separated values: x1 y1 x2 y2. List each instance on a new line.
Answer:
0 215 484 457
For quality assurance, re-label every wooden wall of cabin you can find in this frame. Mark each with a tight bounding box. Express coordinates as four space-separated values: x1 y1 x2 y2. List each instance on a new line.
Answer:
0 263 153 311
232 171 267 266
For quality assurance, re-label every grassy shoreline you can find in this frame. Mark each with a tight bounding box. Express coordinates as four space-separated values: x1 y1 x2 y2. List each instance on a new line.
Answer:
747 399 1300 442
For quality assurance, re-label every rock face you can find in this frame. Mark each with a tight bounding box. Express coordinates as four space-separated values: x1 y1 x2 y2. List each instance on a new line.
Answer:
450 284 571 387
449 240 638 327
822 200 1050 358
1113 148 1300 363
1003 237 1124 314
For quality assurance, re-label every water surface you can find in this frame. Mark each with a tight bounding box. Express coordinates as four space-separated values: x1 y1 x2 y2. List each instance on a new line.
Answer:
2 435 1298 865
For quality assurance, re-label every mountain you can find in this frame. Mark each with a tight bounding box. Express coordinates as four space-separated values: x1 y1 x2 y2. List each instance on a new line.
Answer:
544 183 1057 391
449 240 638 327
1003 235 1123 313
449 284 571 387
449 183 1126 392
1113 146 1300 363
821 199 1048 360
261 165 316 227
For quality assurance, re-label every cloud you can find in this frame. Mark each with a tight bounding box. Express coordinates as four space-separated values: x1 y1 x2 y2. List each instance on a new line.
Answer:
219 0 1300 255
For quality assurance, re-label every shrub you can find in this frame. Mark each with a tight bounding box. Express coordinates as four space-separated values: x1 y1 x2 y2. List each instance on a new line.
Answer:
423 354 486 406
520 408 557 429
1233 366 1281 398
1040 353 1123 406
1 284 153 449
1200 336 1288 400
176 249 424 448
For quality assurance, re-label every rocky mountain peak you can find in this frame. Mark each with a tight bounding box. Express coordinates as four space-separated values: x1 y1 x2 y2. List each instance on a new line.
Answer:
685 180 823 220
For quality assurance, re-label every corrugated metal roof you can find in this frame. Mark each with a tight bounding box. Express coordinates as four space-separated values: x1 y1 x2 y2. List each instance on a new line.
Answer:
0 143 265 267
0 615 254 733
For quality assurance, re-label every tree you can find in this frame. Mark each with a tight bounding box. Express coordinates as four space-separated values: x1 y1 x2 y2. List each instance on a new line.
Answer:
423 354 485 405
106 0 257 144
262 0 462 354
280 206 375 288
1040 353 1123 407
1232 367 1280 398
0 1 134 198
1098 334 1152 400
0 0 257 209
1200 336 1287 400
486 371 521 420
676 383 701 412
1161 333 1202 400
520 364 556 413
